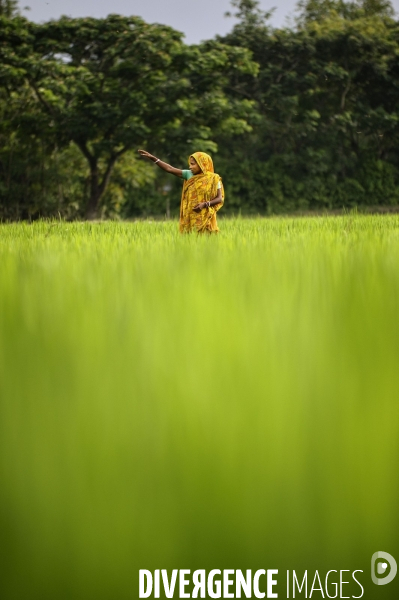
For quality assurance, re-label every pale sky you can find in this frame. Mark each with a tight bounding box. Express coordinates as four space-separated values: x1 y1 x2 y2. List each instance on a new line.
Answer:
18 0 399 44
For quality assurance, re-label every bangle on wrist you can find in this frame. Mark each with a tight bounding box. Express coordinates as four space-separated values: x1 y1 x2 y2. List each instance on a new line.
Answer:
154 158 160 164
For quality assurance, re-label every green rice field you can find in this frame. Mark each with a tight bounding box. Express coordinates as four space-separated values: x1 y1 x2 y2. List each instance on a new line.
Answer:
0 216 398 599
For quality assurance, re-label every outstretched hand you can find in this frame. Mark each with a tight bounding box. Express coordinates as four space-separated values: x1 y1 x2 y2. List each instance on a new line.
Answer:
138 149 155 160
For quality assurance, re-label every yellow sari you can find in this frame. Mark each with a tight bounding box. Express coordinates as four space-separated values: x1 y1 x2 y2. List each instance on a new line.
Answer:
179 152 224 234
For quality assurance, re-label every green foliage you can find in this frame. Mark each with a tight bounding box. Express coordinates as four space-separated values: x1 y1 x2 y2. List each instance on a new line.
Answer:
296 0 394 23
102 151 157 219
30 17 256 218
0 0 18 17
0 14 256 219
2 1 399 218
29 16 191 218
215 0 399 214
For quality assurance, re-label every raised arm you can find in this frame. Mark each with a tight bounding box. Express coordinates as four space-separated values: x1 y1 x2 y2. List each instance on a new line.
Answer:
138 149 183 178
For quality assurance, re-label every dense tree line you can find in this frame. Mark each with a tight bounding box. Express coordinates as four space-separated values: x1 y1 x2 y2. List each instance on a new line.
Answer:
1 0 399 219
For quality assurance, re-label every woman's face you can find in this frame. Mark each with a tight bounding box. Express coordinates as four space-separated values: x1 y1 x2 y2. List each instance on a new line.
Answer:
189 156 202 175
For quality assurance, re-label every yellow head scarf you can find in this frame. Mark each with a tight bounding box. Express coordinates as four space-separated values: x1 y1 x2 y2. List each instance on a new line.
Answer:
179 152 224 234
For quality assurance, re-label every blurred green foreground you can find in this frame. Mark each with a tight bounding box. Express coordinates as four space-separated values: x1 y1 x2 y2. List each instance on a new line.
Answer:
0 217 398 600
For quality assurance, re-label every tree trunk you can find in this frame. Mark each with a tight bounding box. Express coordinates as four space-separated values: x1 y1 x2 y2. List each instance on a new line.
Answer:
74 141 122 220
86 162 101 220
85 156 116 220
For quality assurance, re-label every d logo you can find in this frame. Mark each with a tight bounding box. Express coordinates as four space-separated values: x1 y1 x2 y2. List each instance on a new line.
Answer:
371 552 397 586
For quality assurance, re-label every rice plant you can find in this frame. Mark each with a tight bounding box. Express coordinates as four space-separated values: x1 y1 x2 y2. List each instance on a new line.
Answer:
0 216 398 599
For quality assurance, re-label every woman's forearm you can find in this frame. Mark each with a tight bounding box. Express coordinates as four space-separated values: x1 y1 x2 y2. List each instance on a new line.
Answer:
154 159 182 178
138 150 182 177
153 158 173 173
193 192 223 213
209 188 223 206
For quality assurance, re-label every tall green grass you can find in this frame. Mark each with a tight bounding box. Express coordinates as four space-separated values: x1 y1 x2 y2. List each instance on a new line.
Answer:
0 216 398 599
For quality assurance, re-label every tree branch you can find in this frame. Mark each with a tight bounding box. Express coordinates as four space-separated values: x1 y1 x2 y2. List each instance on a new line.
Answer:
97 145 130 197
29 80 55 116
98 155 117 197
74 139 95 165
340 77 351 111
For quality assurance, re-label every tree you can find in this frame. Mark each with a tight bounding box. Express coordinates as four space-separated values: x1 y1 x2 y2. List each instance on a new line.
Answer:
0 0 18 17
0 15 54 220
360 0 394 17
296 0 394 23
4 1 399 219
25 15 256 219
225 0 274 28
216 0 399 213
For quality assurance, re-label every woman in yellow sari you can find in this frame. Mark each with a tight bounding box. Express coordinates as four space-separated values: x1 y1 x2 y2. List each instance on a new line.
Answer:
138 149 224 233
